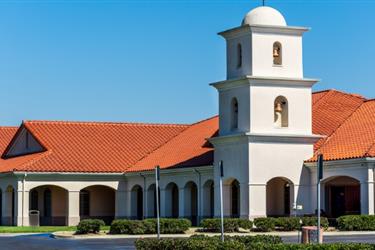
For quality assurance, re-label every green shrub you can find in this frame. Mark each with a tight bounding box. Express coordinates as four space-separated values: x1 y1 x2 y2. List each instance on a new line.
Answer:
135 235 280 250
110 218 190 234
200 218 253 232
301 216 329 229
109 219 145 234
76 219 105 234
337 215 375 231
135 236 374 250
253 217 276 232
274 217 300 231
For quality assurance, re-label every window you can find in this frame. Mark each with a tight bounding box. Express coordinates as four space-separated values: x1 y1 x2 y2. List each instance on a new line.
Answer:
80 190 90 217
231 98 239 130
237 43 242 68
273 42 282 65
274 96 288 127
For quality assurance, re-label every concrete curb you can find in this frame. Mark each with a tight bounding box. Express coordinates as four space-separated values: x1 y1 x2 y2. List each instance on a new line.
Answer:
51 230 375 240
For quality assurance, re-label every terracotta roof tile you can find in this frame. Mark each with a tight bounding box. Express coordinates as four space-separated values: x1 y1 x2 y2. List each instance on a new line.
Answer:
130 116 218 172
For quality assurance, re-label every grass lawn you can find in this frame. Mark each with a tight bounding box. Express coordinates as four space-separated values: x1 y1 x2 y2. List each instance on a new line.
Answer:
0 226 110 233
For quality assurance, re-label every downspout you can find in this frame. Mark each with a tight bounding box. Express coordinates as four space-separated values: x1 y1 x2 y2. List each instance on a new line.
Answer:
193 169 202 225
140 173 146 219
22 173 27 226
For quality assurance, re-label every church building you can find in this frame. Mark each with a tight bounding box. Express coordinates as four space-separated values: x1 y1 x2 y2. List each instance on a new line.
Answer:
0 6 373 227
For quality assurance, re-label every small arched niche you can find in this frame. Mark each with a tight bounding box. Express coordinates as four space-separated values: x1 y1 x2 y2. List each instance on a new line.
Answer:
274 96 288 128
237 43 242 68
231 98 239 131
273 42 282 65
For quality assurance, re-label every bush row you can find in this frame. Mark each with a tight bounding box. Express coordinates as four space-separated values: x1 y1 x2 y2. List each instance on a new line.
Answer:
253 217 329 232
76 219 105 234
337 215 375 231
200 218 253 232
135 236 375 250
135 235 283 250
109 218 191 234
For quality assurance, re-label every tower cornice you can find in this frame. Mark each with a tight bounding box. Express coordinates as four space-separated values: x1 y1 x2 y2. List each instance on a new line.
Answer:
219 24 310 39
210 76 319 91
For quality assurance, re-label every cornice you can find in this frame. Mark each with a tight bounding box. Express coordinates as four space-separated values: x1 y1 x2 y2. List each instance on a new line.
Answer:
210 75 319 91
210 132 323 146
219 24 310 39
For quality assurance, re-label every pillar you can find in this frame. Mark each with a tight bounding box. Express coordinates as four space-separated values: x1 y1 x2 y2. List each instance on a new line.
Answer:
159 188 166 217
239 182 249 218
178 187 185 219
115 190 127 219
361 168 375 215
67 190 80 226
16 189 29 226
249 183 266 218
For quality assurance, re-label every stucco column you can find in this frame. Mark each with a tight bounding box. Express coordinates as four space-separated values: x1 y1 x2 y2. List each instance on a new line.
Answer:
249 183 266 218
16 189 29 226
239 182 249 219
361 168 375 215
368 168 375 215
159 188 166 217
178 187 185 218
67 191 80 226
115 190 127 219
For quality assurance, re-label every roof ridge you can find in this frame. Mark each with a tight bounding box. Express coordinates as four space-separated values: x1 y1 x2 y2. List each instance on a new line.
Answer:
23 120 190 128
314 100 366 155
126 124 192 171
190 115 218 126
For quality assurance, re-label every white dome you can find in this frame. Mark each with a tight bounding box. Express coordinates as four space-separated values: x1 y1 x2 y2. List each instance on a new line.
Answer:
242 6 287 26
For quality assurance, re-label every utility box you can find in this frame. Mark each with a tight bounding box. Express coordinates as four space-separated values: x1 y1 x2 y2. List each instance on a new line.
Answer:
29 210 40 227
302 226 323 244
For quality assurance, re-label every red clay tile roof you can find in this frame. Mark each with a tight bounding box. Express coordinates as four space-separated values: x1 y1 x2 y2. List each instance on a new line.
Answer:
0 89 374 173
0 121 188 173
129 116 218 172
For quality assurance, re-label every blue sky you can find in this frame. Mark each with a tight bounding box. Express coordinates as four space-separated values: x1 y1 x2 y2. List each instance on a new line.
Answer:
0 0 374 126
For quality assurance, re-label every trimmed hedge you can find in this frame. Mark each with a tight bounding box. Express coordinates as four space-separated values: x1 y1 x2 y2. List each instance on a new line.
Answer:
76 219 105 234
200 218 253 232
274 217 300 231
110 218 191 234
337 215 375 231
135 236 374 250
301 216 329 229
135 235 282 250
253 217 329 232
253 217 276 232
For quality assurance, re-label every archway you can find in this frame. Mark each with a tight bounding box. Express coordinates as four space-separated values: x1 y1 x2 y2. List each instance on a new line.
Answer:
79 185 115 225
323 176 360 218
184 181 198 225
202 180 214 219
165 182 179 218
266 177 294 217
131 185 143 220
29 185 68 226
146 184 160 218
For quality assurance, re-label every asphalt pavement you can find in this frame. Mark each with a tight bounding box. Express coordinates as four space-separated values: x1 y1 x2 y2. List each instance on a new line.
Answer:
0 233 374 250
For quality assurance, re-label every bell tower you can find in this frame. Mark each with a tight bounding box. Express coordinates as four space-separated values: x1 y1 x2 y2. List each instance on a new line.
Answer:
210 6 321 218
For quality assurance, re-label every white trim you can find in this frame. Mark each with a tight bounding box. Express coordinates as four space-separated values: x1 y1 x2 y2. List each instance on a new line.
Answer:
210 75 319 91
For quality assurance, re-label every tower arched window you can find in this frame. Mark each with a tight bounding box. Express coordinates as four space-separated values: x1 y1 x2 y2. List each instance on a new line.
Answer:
273 42 282 65
274 96 288 127
237 43 242 68
231 98 239 130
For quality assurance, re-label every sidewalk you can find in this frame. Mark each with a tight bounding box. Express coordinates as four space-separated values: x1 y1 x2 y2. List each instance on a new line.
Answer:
52 229 375 239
